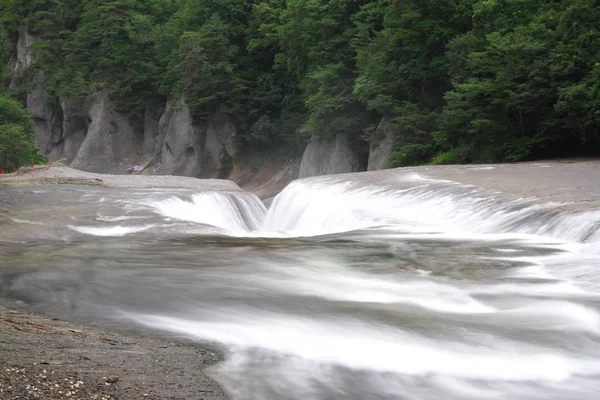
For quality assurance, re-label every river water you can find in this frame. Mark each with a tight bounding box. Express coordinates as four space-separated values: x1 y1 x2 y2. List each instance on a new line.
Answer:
1 171 600 399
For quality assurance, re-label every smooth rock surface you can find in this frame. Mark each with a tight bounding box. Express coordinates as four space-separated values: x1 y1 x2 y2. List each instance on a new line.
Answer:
71 92 144 173
0 165 243 191
299 133 365 178
204 113 237 177
59 96 88 163
158 97 201 176
367 117 394 171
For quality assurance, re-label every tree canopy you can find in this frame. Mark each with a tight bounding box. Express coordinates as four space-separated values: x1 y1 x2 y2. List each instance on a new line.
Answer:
2 0 599 165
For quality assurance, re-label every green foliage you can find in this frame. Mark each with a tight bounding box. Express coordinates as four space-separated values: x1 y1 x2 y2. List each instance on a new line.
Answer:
389 144 433 167
0 95 43 171
431 147 471 165
2 0 600 165
279 0 375 141
178 14 242 120
436 0 600 163
353 0 472 113
0 94 34 134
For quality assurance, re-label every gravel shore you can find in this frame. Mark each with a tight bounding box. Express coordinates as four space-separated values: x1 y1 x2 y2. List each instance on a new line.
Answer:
0 299 228 400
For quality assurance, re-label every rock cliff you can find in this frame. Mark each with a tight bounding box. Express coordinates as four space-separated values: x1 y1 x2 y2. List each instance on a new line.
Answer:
70 92 147 173
12 27 238 177
12 26 399 186
367 118 394 171
298 133 365 178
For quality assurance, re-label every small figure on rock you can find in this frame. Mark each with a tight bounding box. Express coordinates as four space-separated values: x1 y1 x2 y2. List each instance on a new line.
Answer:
127 165 143 174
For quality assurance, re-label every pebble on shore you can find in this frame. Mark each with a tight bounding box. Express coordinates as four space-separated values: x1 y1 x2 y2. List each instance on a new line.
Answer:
0 364 119 400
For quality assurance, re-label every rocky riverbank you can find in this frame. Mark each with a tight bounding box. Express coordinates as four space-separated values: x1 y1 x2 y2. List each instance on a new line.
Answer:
0 298 228 400
0 167 239 399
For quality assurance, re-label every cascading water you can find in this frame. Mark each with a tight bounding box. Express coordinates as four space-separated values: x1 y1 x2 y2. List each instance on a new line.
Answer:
2 169 600 400
140 173 600 243
147 191 267 232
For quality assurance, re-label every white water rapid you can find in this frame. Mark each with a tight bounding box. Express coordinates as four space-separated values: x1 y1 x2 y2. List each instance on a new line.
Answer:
2 169 600 399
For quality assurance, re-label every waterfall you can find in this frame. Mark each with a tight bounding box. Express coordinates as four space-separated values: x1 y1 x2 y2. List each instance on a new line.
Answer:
147 191 267 233
262 174 600 243
133 172 600 243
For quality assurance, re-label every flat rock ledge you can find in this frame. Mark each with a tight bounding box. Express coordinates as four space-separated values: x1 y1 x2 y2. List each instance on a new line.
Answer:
0 165 241 192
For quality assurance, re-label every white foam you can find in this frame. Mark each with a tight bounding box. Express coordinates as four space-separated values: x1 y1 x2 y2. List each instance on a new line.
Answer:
469 281 593 298
121 172 600 245
250 262 495 314
147 192 266 232
465 301 600 334
68 224 154 237
468 166 495 171
126 312 600 382
508 265 555 280
258 179 600 243
96 215 141 222
9 218 45 226
496 248 520 253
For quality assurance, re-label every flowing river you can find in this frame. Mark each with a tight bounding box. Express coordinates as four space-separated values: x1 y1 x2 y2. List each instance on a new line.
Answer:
1 168 600 399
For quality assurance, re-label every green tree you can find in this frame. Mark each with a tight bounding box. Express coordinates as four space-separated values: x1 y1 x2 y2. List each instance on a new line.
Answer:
0 95 43 171
278 0 373 155
353 0 474 165
437 0 600 162
178 14 243 120
242 0 305 149
3 0 600 167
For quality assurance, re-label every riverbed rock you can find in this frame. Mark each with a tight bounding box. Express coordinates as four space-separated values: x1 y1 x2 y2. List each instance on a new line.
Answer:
299 133 365 178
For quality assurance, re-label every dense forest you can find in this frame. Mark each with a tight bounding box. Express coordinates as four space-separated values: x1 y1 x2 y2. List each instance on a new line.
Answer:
1 0 599 172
